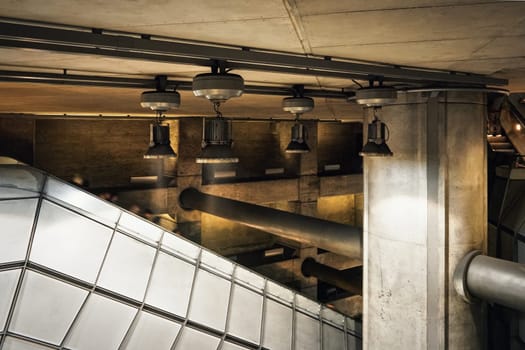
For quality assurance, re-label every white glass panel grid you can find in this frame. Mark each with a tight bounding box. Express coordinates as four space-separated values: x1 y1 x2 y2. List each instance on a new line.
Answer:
188 268 231 332
266 281 294 305
0 167 362 350
200 250 234 277
295 311 321 350
321 307 345 329
64 293 136 350
161 232 201 262
0 269 21 332
0 198 37 264
30 200 113 284
519 312 525 342
262 298 293 350
117 212 163 245
322 323 345 350
346 316 361 337
518 240 524 264
296 294 321 317
0 166 44 199
97 233 156 301
145 252 196 317
227 283 263 345
174 326 220 350
347 332 362 350
122 311 181 350
9 271 88 345
2 336 54 350
44 177 121 227
221 341 248 350
234 267 265 292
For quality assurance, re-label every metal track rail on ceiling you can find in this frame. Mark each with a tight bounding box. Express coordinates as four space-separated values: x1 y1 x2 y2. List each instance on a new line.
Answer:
0 20 508 86
0 70 350 99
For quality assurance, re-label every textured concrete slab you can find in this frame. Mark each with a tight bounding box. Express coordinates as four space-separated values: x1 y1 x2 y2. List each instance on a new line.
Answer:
295 0 501 16
0 48 207 75
311 37 491 67
303 3 525 47
0 0 289 29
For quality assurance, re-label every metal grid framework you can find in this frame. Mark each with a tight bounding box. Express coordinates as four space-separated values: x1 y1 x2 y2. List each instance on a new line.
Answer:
0 165 362 350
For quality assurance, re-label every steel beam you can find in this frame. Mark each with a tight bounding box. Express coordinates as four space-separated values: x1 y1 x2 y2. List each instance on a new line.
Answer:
301 257 362 295
0 70 350 99
179 188 362 259
0 20 508 86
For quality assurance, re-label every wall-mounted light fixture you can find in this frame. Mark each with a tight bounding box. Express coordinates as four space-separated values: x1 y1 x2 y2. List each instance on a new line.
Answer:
286 122 310 153
283 86 314 154
360 107 393 157
144 118 177 159
196 102 239 164
193 63 243 164
140 75 178 159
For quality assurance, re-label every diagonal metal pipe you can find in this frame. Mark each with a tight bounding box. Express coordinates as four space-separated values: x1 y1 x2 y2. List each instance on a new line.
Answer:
179 187 362 259
301 257 362 295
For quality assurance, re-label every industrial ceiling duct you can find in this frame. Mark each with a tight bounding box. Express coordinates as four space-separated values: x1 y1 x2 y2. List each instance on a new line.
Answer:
283 87 313 154
141 75 178 159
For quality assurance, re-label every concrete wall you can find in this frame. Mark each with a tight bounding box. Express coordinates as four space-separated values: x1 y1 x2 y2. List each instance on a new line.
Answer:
35 119 178 188
318 122 363 175
0 117 34 164
364 91 487 349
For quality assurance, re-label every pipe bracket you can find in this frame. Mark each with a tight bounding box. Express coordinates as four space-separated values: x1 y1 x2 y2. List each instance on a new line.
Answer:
453 250 482 304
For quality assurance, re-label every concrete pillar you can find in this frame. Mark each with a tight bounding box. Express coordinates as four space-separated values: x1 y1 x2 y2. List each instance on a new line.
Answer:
175 118 203 243
364 91 487 349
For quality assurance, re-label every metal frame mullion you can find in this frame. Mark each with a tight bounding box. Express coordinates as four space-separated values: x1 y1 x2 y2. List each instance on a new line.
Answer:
58 210 122 349
117 231 165 349
257 280 268 350
169 249 203 350
291 293 297 350
218 265 237 349
343 314 349 350
0 175 47 349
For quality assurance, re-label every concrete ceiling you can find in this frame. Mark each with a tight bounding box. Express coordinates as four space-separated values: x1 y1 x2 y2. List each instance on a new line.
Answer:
0 0 524 118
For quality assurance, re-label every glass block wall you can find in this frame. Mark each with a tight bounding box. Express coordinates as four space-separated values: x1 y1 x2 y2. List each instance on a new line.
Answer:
0 165 362 350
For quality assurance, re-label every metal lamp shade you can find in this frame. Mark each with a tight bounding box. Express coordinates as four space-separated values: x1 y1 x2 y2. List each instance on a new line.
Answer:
144 123 177 159
285 123 310 153
359 119 393 157
196 117 239 164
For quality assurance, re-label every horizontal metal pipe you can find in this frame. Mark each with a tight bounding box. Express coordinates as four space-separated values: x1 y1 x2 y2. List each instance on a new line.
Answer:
179 188 362 259
454 251 525 312
301 258 362 295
